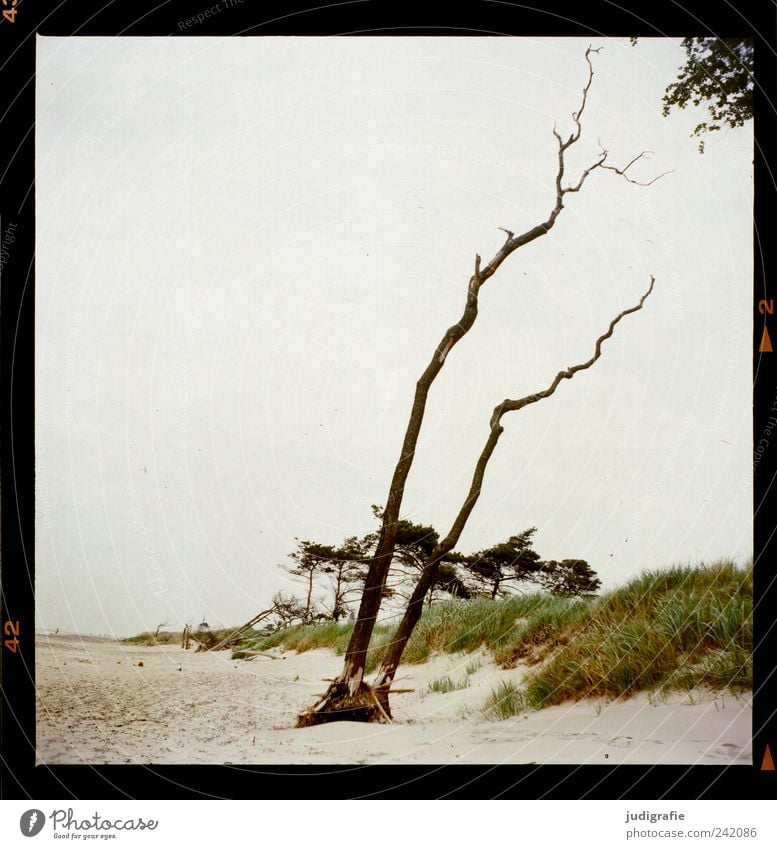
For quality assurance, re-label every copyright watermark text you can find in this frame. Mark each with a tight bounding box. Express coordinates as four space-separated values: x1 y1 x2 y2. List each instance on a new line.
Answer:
178 0 244 31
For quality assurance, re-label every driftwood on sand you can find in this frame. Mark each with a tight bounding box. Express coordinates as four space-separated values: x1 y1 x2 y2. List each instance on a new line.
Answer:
206 608 274 652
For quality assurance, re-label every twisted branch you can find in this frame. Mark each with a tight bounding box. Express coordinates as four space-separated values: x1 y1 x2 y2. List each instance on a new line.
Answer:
491 275 655 426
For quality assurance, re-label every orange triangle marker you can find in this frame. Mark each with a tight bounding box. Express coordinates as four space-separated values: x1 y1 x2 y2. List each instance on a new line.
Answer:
760 326 773 353
761 744 775 770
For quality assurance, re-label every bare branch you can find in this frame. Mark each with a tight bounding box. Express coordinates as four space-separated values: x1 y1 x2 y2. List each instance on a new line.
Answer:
474 50 612 286
620 150 652 172
562 148 609 194
371 690 393 723
492 275 655 425
601 152 675 186
566 45 602 147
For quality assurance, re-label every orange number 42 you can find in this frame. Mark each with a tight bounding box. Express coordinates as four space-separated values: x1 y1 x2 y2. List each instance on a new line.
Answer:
4 620 20 652
2 0 18 25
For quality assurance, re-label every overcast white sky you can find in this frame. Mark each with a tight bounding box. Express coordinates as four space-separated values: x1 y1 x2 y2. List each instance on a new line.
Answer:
35 37 752 637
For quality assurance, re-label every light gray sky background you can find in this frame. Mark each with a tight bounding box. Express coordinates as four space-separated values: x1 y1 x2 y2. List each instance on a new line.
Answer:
35 37 752 637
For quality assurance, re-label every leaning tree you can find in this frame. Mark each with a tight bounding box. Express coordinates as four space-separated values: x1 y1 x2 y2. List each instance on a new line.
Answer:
297 48 664 726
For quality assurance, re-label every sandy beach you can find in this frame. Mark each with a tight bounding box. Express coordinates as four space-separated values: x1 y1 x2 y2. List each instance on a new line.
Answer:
35 633 752 766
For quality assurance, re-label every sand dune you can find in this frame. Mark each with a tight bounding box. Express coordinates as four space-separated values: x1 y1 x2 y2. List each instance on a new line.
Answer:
35 633 752 766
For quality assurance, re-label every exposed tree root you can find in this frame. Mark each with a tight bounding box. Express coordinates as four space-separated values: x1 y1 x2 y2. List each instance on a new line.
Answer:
295 680 392 727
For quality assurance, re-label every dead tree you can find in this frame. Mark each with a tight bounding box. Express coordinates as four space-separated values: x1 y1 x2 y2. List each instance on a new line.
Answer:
368 278 654 704
270 591 308 629
206 607 274 652
297 48 665 726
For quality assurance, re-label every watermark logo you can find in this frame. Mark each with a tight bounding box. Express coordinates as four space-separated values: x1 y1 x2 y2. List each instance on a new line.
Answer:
178 0 244 31
20 810 46 837
49 808 158 835
0 219 17 278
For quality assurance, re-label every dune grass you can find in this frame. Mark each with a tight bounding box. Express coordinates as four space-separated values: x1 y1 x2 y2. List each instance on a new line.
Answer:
123 627 254 648
520 560 752 713
398 593 588 666
465 657 483 676
194 559 753 715
484 680 525 720
234 621 395 673
122 630 182 646
234 594 586 670
424 674 471 695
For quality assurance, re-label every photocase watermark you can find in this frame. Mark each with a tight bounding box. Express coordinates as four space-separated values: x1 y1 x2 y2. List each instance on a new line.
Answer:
177 0 244 31
19 807 159 838
20 809 46 837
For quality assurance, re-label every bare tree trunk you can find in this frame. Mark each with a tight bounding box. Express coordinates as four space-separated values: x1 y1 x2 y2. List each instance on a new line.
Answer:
372 276 655 692
305 570 314 621
331 565 347 621
296 48 666 727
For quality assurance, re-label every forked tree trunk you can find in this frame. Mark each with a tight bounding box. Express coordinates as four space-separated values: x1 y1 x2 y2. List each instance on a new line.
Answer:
295 230 549 725
372 276 655 692
374 417 504 688
296 48 665 727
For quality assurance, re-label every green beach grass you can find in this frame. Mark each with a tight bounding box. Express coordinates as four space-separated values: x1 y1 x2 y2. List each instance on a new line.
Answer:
519 559 751 712
127 560 752 715
122 626 251 649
